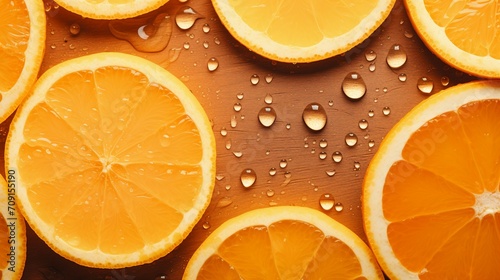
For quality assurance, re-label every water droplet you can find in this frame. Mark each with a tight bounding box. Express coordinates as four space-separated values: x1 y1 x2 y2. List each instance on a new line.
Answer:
183 42 190 49
207 57 219 71
345 133 358 147
265 74 274 84
240 169 257 188
225 185 231 191
109 13 172 53
368 63 376 72
365 49 377 62
382 106 391 116
233 151 243 158
50 44 56 49
342 72 366 100
225 140 231 150
266 189 275 197
358 119 368 130
69 23 80 35
264 93 273 104
230 115 237 128
216 197 233 208
279 159 288 169
258 107 277 127
319 193 335 211
334 202 344 212
175 6 203 30
233 102 242 112
220 127 227 136
417 77 434 94
368 140 375 148
319 139 328 148
250 74 260 85
202 221 211 229
353 161 361 171
160 134 171 147
386 44 407 69
285 123 291 130
202 23 210 33
319 152 328 160
302 103 327 131
328 100 334 107
368 110 375 118
214 37 221 45
441 76 450 86
236 92 244 100
269 167 277 176
398 73 407 82
404 30 414 38
332 151 343 163
326 170 336 177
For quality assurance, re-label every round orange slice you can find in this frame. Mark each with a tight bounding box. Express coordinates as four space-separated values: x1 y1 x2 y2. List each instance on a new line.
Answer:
184 206 384 279
0 0 46 123
363 80 500 278
55 0 170 19
5 52 216 268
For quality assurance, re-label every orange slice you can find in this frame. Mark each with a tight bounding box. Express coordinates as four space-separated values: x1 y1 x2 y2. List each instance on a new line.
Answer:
54 0 170 19
363 80 500 278
183 206 384 279
211 0 396 63
405 0 500 78
0 174 26 280
0 0 45 123
5 52 216 268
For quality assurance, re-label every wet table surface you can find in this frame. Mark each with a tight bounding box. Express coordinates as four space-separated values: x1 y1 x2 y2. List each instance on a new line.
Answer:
0 0 477 279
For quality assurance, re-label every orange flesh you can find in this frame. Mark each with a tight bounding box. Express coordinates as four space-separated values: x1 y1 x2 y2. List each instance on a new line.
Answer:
196 220 365 279
0 0 29 92
424 0 500 58
18 67 204 254
228 0 377 47
383 99 500 277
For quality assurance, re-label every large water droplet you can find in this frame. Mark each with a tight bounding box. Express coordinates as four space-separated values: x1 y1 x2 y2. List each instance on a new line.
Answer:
364 49 377 62
441 76 450 86
240 169 257 188
345 133 358 147
302 103 327 131
265 74 274 84
358 119 368 130
269 167 277 176
250 74 260 85
332 151 343 163
342 72 366 100
334 202 344 212
258 107 277 127
319 139 328 148
386 44 407 69
69 23 80 35
382 106 391 116
417 77 434 94
207 57 219 71
279 159 288 169
109 13 172 53
202 23 210 33
319 193 335 211
398 73 407 82
264 93 273 104
175 6 203 30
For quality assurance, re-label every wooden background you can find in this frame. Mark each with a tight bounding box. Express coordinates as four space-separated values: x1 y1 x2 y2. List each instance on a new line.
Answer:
1 0 476 279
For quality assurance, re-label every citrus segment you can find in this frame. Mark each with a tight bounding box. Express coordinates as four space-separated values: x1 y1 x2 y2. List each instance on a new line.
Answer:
405 0 500 77
184 206 384 279
212 0 395 62
0 0 45 123
54 0 170 19
0 175 27 280
363 80 500 279
5 52 216 268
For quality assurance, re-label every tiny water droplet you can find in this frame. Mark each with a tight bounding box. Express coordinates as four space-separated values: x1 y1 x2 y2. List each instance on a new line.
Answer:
220 127 227 136
225 185 231 190
319 152 328 160
328 100 334 107
175 6 203 30
365 49 377 62
345 133 358 147
233 151 243 158
109 13 172 53
207 57 219 71
319 139 328 148
250 74 260 85
302 103 327 131
368 110 375 118
342 72 366 100
285 123 291 130
230 115 237 128
269 167 277 176
69 23 80 35
332 151 343 163
382 106 391 116
202 23 210 33
183 42 190 49
240 169 257 188
265 74 274 84
358 119 368 130
233 102 242 112
50 44 56 49
417 77 434 94
203 40 209 48
441 76 450 86
202 221 211 229
236 92 244 100
279 159 288 169
334 202 344 212
225 140 231 150
319 193 335 211
264 93 273 104
353 161 361 171
214 37 221 45
216 197 233 208
404 30 414 38
368 140 375 148
368 63 376 72
258 107 276 127
326 170 336 177
398 73 407 82
266 189 275 197
386 44 407 69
